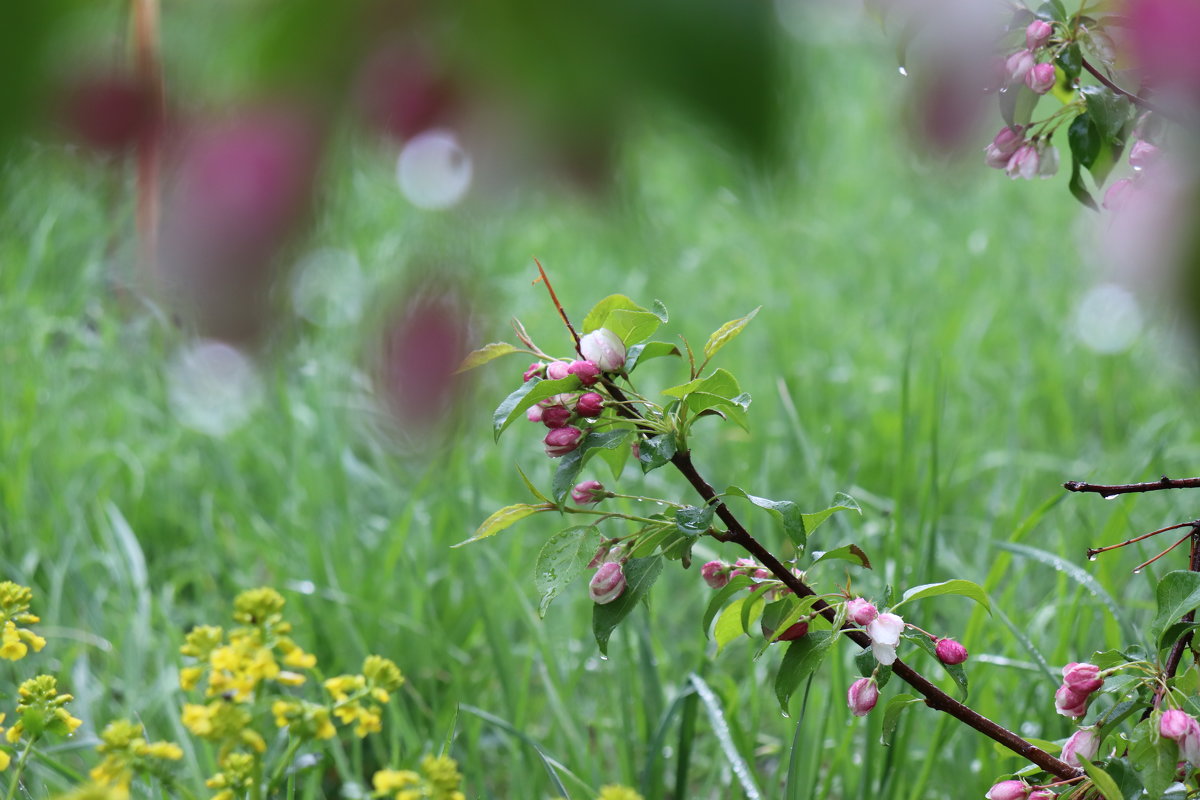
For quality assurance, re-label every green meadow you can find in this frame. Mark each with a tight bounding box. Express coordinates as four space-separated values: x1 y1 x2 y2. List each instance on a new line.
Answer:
3 7 1198 799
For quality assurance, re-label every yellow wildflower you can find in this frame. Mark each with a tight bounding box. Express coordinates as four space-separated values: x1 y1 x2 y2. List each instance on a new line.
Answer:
1 621 27 661
597 786 644 800
373 769 421 793
421 755 463 794
0 749 9 771
179 666 204 691
13 675 81 738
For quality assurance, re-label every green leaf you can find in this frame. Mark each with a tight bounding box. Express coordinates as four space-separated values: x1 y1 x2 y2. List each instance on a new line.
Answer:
759 595 820 648
810 544 872 570
881 694 921 746
1104 758 1145 800
800 493 862 538
675 504 716 537
1151 571 1200 642
702 575 754 636
534 526 600 618
515 464 553 504
637 433 677 473
593 556 664 655
908 634 969 699
1158 620 1200 652
492 376 582 441
454 503 548 547
625 341 681 373
775 633 834 713
1069 112 1101 169
1129 719 1176 800
715 596 758 652
1077 755 1124 800
687 392 751 431
1056 42 1082 81
688 674 764 800
552 430 630 503
703 306 761 361
725 486 805 550
1082 85 1131 142
651 299 669 323
455 341 520 373
662 368 741 400
581 295 661 344
1068 155 1100 211
896 579 991 614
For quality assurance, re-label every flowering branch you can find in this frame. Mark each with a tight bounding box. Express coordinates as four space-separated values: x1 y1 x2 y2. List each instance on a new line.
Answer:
1064 476 1200 496
599 381 1080 780
1079 57 1167 118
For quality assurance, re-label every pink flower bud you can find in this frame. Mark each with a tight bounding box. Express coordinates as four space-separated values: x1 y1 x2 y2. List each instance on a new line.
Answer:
589 561 626 604
762 618 809 642
985 780 1030 800
846 598 878 626
1129 139 1161 170
1062 663 1104 693
1025 62 1056 94
1161 709 1198 741
544 426 584 457
1026 19 1054 50
985 128 1026 169
571 480 606 505
753 568 772 580
935 638 969 665
546 361 571 380
540 392 579 410
730 558 757 578
576 392 605 417
701 561 730 589
524 362 546 382
1005 144 1040 180
1006 49 1036 83
526 405 544 423
1062 727 1100 767
1103 178 1135 211
579 328 627 372
1054 684 1090 718
567 360 602 386
847 678 879 717
631 440 641 460
1027 791 1055 800
541 405 574 429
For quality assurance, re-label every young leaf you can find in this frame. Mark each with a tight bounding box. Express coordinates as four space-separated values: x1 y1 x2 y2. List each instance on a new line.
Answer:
515 464 553 504
1150 571 1200 642
534 526 600 618
702 575 754 636
1068 156 1099 211
581 295 661 344
715 596 758 653
492 375 582 441
455 341 520 373
1056 42 1082 81
1082 85 1131 142
454 503 549 547
1077 755 1124 800
662 368 742 400
775 633 835 713
724 486 805 549
638 433 677 473
881 694 921 746
704 306 761 362
625 341 681 373
593 556 664 655
896 579 991 614
1069 112 1101 170
810 544 872 570
675 504 716 537
800 493 862 538
582 294 648 332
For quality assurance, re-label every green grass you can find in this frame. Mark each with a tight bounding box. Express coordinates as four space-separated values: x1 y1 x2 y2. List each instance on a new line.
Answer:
3 8 1199 800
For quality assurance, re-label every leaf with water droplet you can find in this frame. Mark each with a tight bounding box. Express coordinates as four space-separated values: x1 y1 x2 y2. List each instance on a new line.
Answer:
593 556 664 655
534 525 600 618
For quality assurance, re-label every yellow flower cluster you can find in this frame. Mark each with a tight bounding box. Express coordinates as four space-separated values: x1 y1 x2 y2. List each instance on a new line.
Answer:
89 719 183 797
372 755 465 800
181 700 266 756
6 675 82 744
178 588 316 701
325 655 405 738
270 698 335 740
597 786 645 800
0 581 46 661
205 751 256 800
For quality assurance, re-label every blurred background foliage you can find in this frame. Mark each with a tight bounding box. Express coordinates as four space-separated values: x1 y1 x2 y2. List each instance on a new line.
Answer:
3 1 1199 798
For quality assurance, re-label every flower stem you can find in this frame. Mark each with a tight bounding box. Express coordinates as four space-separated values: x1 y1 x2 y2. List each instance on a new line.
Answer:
5 735 38 800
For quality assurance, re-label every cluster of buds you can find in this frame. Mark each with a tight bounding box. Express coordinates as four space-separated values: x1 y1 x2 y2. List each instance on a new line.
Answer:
1160 709 1200 764
984 125 1059 180
699 560 808 639
982 19 1061 180
522 328 626 458
1054 662 1104 718
588 542 627 605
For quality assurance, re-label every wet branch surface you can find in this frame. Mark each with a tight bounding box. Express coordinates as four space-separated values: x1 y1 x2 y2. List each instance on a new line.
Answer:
1064 476 1200 496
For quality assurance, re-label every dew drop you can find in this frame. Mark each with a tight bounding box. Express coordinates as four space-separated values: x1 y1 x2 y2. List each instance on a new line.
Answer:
1133 568 1144 574
1103 494 1119 500
599 654 609 661
1087 554 1098 562
781 710 790 719
897 66 908 77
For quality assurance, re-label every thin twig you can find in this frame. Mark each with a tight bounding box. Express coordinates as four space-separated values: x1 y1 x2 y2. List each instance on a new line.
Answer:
1064 476 1200 496
1150 529 1200 713
1080 58 1166 117
533 259 581 349
1087 520 1200 559
1132 528 1197 573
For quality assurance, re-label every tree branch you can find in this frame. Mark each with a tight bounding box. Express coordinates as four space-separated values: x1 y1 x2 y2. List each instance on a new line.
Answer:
1080 58 1169 119
1064 476 1200 496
